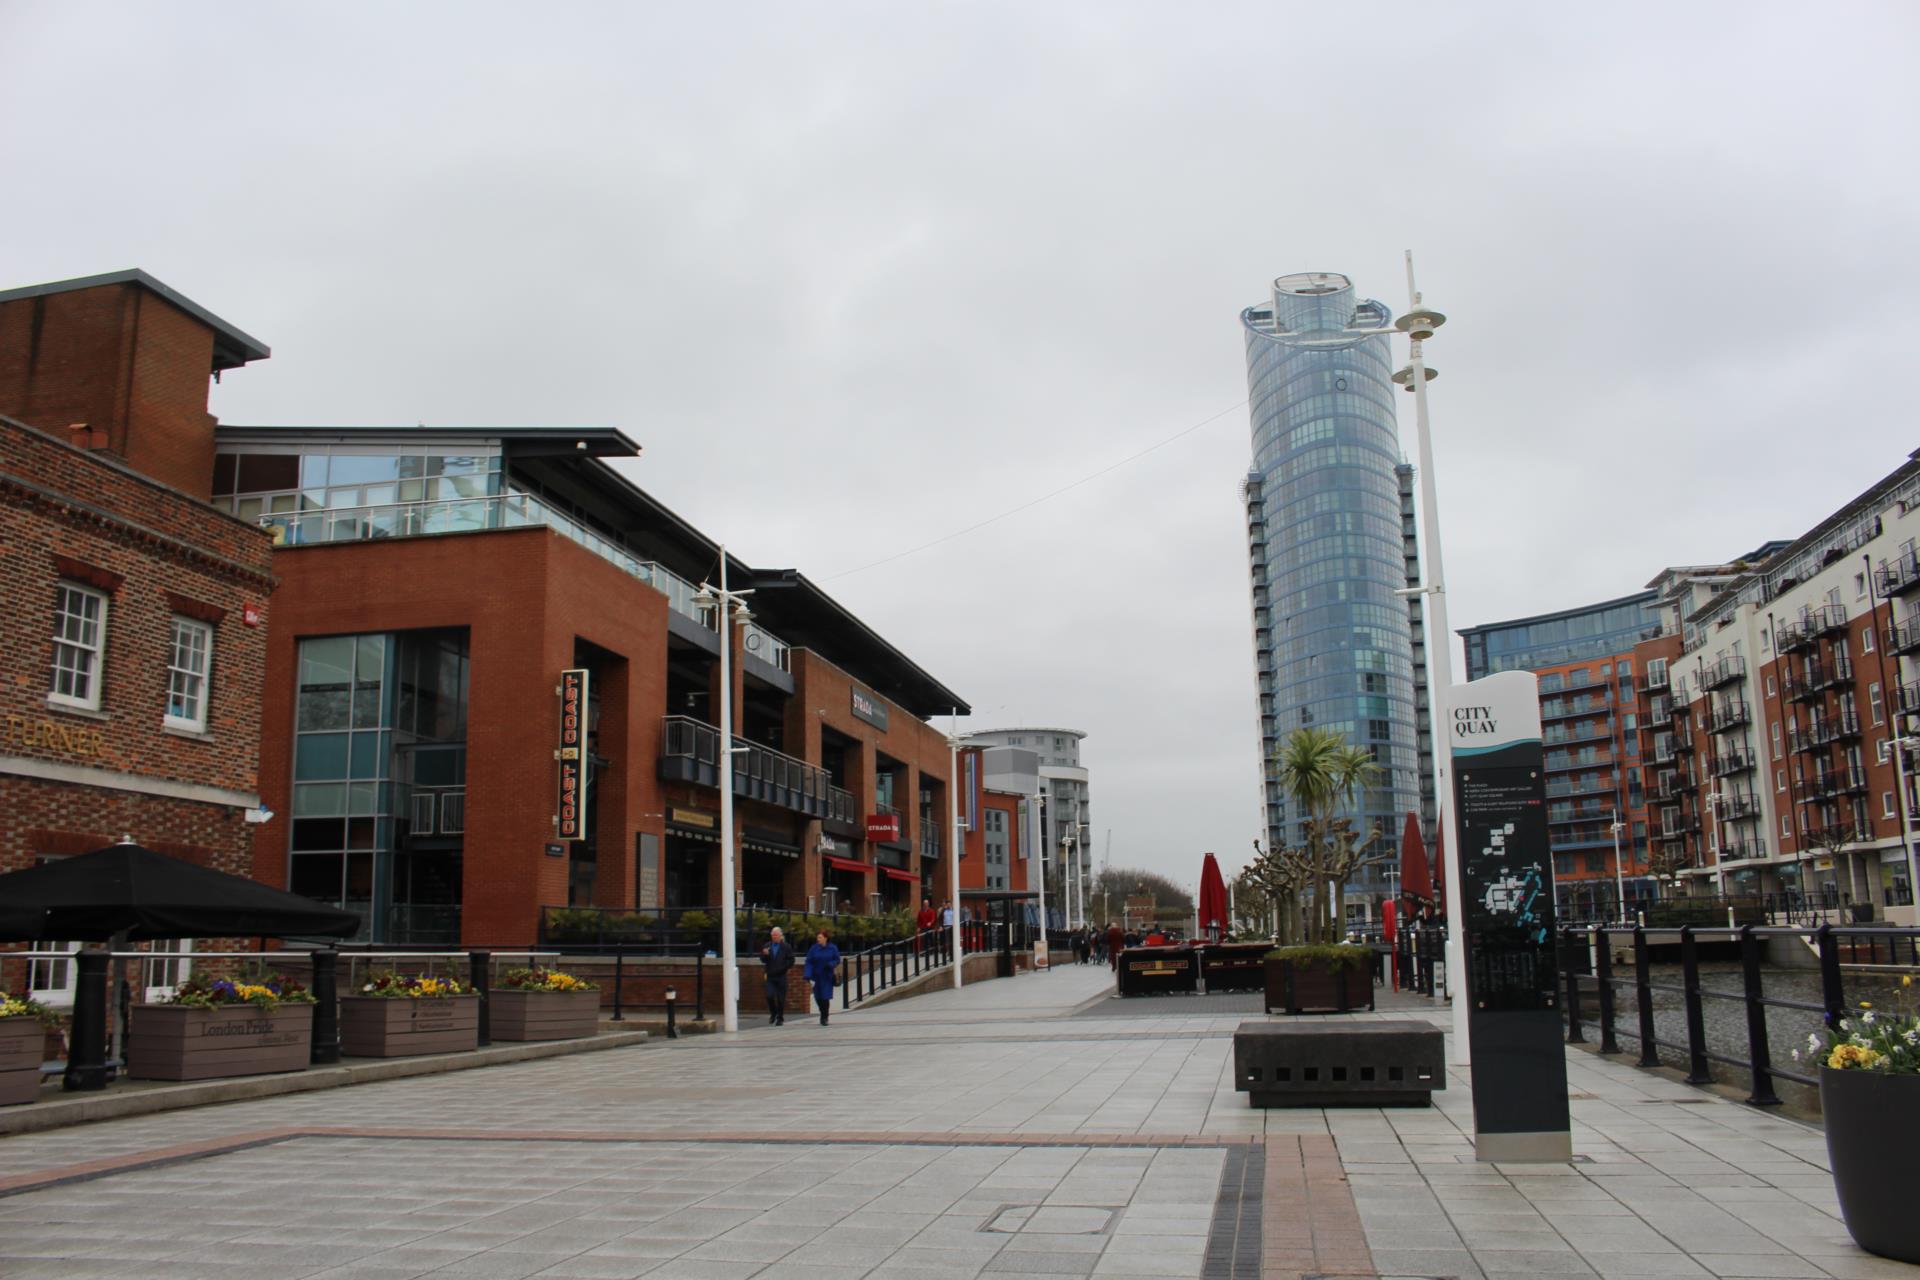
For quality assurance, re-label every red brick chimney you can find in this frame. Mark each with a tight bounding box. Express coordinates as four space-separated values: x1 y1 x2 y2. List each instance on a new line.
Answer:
0 270 269 499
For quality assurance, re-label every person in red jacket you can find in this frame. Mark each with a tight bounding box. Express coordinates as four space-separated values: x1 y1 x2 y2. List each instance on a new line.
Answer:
914 900 937 952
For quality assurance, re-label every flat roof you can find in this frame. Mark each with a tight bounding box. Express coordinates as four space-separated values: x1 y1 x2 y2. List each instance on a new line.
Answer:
0 269 271 372
963 727 1087 740
211 422 969 718
1457 590 1659 639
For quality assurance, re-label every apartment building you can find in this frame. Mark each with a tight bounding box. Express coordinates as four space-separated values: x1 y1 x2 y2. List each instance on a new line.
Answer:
1645 455 1920 921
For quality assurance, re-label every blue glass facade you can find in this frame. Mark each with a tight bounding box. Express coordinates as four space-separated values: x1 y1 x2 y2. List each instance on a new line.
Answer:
1243 273 1421 897
1461 593 1662 680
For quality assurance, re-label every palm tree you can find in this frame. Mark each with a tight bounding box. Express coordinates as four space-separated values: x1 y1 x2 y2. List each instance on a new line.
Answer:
1272 728 1382 942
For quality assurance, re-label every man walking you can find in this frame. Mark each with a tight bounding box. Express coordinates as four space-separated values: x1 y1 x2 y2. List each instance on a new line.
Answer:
759 926 795 1026
1106 920 1124 970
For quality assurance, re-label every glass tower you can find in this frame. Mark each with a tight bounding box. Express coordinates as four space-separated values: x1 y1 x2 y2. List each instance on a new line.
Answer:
1242 272 1424 909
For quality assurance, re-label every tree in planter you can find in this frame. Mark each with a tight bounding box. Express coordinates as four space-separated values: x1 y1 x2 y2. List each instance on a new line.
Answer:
1271 727 1384 944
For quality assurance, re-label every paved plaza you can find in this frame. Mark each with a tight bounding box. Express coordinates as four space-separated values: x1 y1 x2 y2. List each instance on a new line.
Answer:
1 964 1915 1280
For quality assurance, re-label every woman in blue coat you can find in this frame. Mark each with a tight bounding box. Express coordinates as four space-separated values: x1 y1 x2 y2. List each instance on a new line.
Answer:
803 929 842 1026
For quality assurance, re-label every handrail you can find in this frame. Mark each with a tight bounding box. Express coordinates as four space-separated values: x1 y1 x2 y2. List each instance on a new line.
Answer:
1560 921 1920 1109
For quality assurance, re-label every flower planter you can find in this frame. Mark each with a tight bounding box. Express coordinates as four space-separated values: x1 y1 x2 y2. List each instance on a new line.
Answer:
1263 959 1374 1015
1822 1067 1920 1263
490 989 600 1042
338 994 479 1058
0 1016 44 1105
126 1003 313 1082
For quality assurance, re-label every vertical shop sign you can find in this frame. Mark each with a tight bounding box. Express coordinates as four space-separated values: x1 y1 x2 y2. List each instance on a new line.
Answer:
1449 668 1571 1162
557 668 590 841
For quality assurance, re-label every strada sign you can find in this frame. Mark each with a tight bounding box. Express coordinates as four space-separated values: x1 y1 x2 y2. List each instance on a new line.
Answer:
864 812 901 842
556 668 589 841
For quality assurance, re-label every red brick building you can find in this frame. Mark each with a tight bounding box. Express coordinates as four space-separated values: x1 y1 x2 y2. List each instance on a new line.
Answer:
0 270 276 1000
1 269 973 949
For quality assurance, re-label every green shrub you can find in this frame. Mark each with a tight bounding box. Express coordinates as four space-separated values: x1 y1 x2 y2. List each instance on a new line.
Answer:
677 909 716 933
1264 944 1370 972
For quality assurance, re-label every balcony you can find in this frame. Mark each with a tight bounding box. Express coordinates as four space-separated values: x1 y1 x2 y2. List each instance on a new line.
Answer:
918 817 942 861
259 496 795 670
1543 722 1612 746
1804 822 1873 848
1541 695 1613 722
1776 620 1811 653
1706 700 1751 733
1708 749 1754 778
1672 733 1696 754
1719 839 1760 863
1877 551 1920 597
1646 699 1672 726
1804 768 1868 800
1891 618 1920 655
1700 655 1747 689
1716 792 1761 821
1898 683 1920 716
1548 804 1613 826
1805 603 1849 639
658 716 854 826
1809 711 1862 746
1545 750 1613 774
1545 774 1616 798
1639 669 1670 693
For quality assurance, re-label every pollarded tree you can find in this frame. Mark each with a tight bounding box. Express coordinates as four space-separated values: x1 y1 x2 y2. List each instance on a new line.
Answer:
1272 728 1384 943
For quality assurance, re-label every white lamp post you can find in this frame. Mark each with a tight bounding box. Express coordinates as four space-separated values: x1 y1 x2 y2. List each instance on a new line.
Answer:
1033 788 1049 944
1609 810 1628 923
1704 788 1727 896
1892 735 1920 925
948 721 964 989
693 551 754 1034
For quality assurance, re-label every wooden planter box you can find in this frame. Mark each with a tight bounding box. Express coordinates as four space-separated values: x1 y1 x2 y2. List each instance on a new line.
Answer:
1263 959 1374 1015
490 989 600 1042
126 1002 313 1082
339 995 479 1058
0 1016 44 1106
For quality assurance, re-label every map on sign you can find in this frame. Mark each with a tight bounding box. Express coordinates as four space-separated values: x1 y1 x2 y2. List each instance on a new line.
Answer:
1469 822 1550 946
1457 761 1557 1010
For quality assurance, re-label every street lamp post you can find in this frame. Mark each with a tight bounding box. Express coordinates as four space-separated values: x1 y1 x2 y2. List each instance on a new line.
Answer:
947 720 964 989
1609 810 1628 923
1033 788 1050 953
693 551 754 1034
1704 788 1727 897
1892 735 1920 924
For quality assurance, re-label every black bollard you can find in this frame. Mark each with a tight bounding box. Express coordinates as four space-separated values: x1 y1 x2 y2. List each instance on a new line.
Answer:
664 985 679 1039
64 949 110 1092
468 950 491 1047
310 949 340 1064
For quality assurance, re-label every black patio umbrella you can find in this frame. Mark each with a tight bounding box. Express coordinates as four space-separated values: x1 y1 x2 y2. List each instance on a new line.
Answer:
0 839 359 942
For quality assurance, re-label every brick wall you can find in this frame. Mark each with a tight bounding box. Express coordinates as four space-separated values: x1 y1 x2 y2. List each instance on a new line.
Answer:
0 416 275 878
0 282 224 497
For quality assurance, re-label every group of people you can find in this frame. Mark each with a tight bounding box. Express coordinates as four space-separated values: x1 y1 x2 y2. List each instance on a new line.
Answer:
755 926 842 1027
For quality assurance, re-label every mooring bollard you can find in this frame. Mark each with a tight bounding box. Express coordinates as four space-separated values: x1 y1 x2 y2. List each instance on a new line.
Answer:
64 948 110 1092
468 950 491 1047
664 985 679 1039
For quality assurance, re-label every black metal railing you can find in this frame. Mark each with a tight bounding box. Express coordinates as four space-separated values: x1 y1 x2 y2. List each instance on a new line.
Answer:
1876 551 1920 597
1700 655 1747 689
538 903 925 955
658 716 857 825
1707 701 1751 733
1560 922 1920 1110
1890 618 1920 655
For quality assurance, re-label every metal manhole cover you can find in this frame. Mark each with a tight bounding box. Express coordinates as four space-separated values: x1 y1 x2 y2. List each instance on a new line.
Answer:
986 1205 1115 1234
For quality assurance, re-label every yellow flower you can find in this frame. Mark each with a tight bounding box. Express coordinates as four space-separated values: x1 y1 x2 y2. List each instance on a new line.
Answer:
1904 976 1912 989
1828 1043 1886 1070
1859 1001 1872 1009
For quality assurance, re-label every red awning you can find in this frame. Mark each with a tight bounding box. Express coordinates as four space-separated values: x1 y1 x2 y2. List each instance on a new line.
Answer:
824 855 867 875
880 867 915 883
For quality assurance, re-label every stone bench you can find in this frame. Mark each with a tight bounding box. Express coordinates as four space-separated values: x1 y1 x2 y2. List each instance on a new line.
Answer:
1232 1019 1444 1108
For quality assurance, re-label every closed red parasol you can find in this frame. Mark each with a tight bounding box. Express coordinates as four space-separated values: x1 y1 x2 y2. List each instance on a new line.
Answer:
1197 852 1229 943
1398 813 1432 907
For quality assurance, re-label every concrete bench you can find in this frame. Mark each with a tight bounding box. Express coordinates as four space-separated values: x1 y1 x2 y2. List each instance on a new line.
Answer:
1232 1019 1444 1108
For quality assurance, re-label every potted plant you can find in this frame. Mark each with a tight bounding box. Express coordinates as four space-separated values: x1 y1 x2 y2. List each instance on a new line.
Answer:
0 989 56 1105
491 966 600 1041
676 909 717 954
1807 977 1920 1263
126 975 315 1081
1263 944 1373 1015
338 971 478 1058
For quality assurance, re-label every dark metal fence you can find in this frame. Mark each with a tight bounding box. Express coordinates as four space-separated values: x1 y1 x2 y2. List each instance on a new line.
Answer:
1556 886 1874 929
1559 922 1920 1108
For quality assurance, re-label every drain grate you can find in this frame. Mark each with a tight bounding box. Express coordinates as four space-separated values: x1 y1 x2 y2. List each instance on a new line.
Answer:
1202 1143 1264 1279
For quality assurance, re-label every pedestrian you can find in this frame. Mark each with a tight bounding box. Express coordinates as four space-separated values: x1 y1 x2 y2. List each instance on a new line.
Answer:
939 899 955 928
803 929 842 1026
759 926 794 1025
1106 920 1124 969
915 899 937 952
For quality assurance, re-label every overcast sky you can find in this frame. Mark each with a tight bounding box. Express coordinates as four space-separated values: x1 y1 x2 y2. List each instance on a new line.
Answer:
6 3 1917 894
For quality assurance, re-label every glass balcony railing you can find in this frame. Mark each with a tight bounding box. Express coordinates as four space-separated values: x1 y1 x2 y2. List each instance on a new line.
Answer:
259 494 790 670
659 715 853 825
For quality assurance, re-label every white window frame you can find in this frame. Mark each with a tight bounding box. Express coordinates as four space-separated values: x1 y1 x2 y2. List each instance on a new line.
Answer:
28 943 79 1006
1885 792 1897 820
141 940 192 1001
1862 626 1875 654
1776 768 1786 792
49 582 109 711
165 616 214 732
1869 682 1884 726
